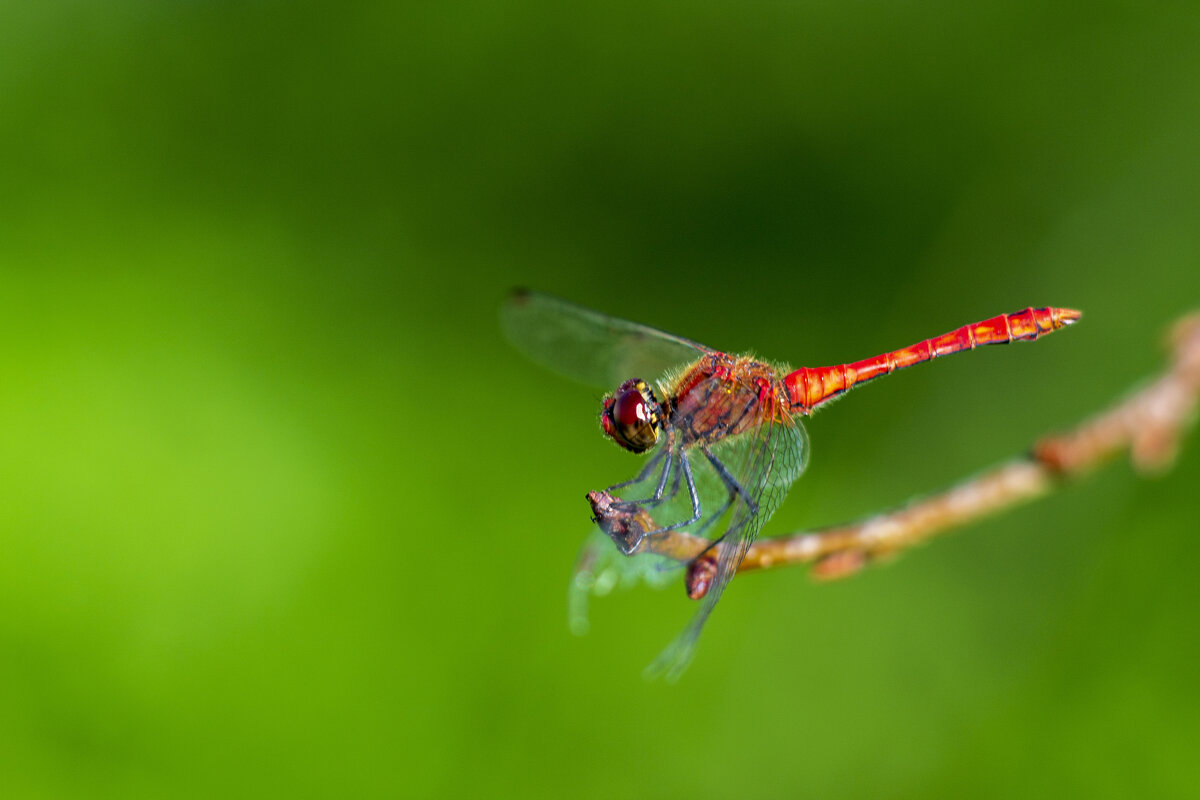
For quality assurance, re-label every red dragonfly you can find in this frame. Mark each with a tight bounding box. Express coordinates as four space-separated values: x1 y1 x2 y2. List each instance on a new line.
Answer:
502 290 1080 678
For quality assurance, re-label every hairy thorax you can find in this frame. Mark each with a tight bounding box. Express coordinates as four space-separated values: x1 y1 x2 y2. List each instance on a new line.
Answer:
662 353 792 447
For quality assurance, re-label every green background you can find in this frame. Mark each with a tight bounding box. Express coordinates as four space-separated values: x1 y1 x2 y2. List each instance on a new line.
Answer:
3 2 1199 797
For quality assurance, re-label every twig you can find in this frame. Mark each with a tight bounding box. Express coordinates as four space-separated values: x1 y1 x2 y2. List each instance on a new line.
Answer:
624 311 1200 582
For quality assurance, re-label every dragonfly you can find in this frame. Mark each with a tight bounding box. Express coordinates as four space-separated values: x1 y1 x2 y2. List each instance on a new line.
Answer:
501 289 1080 679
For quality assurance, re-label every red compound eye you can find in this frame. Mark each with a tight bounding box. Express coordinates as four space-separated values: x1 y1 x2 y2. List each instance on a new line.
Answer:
602 380 660 453
613 388 647 427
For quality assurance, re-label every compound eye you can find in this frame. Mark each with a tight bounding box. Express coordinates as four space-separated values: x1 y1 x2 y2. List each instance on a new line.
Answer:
604 382 660 453
613 388 649 429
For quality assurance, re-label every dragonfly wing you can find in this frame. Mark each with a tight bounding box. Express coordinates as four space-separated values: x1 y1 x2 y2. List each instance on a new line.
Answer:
645 406 810 681
568 529 684 636
500 289 712 389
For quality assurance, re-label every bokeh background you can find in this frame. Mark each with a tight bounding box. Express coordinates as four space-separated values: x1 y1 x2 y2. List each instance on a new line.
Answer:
2 2 1199 797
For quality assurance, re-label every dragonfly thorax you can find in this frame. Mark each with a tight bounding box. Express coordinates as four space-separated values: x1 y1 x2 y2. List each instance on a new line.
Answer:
601 378 664 453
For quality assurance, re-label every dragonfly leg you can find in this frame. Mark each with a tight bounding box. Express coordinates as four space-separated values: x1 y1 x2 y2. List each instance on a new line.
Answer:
591 452 702 554
641 455 683 509
605 446 668 493
648 447 746 566
613 447 685 510
634 452 704 539
679 446 760 564
702 447 758 515
649 484 735 573
689 488 734 541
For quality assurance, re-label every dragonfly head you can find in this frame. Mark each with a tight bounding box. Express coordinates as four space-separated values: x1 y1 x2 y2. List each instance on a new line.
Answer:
601 378 663 454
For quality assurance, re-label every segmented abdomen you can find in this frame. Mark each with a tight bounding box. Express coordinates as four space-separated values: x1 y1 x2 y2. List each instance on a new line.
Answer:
784 306 1080 414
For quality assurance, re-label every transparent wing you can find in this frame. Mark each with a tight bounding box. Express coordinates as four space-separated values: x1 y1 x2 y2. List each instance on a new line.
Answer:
569 404 750 640
500 289 712 389
567 529 682 637
646 405 810 681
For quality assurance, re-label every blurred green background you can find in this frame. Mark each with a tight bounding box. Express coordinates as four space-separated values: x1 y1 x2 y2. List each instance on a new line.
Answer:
2 2 1199 797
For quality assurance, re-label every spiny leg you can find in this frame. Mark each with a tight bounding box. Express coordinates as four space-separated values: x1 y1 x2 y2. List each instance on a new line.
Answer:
702 446 757 514
675 397 758 547
690 489 735 540
639 453 684 511
614 448 684 511
591 447 688 556
605 446 668 493
639 443 759 545
681 447 743 542
686 445 759 563
655 487 734 577
634 451 704 538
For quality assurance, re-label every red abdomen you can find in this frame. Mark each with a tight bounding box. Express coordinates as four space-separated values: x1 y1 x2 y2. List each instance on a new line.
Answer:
784 306 1080 414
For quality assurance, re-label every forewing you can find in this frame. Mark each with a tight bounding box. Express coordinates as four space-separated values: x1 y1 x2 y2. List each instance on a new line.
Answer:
646 406 810 681
500 289 711 389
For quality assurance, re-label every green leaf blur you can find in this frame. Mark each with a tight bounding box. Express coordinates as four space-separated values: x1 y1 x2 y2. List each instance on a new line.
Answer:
2 2 1198 798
